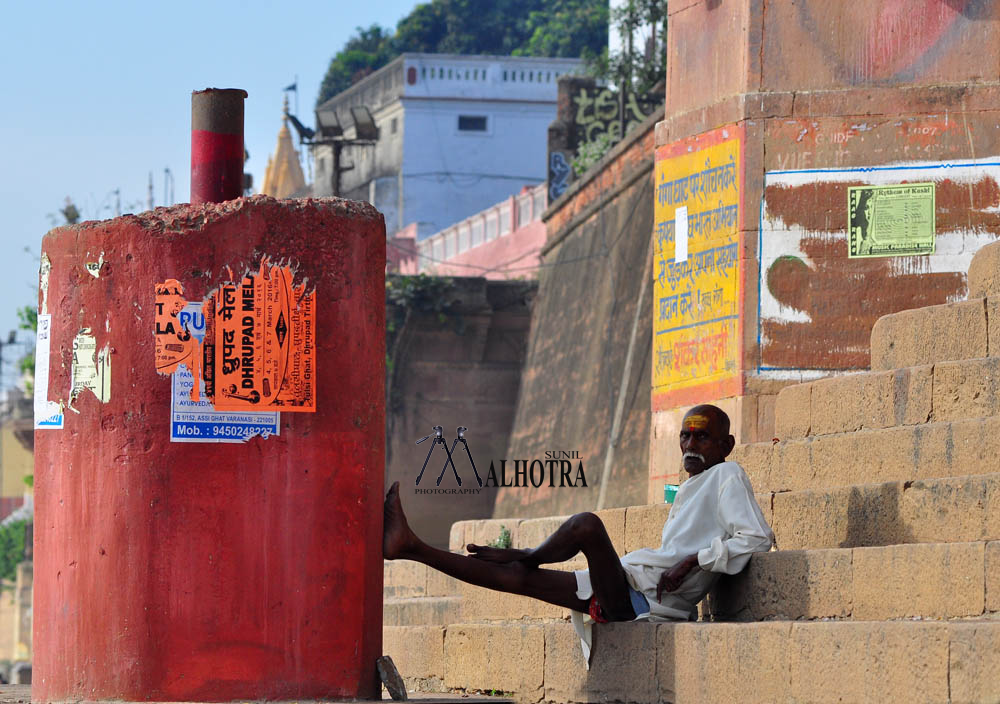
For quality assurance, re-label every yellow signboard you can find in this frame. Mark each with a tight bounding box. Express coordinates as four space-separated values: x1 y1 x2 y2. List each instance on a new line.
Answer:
652 125 742 410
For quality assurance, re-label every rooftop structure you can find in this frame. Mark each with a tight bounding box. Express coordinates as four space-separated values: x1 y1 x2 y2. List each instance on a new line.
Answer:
311 53 582 239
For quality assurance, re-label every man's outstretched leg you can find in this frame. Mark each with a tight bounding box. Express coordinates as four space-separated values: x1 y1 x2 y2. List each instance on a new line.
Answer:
383 482 637 620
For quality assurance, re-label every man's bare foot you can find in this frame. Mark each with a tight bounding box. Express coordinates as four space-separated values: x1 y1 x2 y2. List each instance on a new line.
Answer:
383 482 418 560
466 544 535 565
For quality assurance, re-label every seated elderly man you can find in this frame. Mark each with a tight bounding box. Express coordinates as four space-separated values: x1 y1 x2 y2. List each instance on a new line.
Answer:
382 404 773 663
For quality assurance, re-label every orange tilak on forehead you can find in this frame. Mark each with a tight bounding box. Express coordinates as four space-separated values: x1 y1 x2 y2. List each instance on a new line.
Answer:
684 414 709 430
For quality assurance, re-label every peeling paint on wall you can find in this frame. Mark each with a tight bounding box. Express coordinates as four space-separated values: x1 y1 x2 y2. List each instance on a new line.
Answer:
85 252 105 278
70 329 111 406
39 253 51 315
759 157 1000 378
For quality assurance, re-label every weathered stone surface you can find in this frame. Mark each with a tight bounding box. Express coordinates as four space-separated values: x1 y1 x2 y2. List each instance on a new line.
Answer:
988 478 1000 543
384 560 428 599
458 580 566 622
448 521 467 552
899 475 992 545
774 382 811 439
387 619 1000 702
988 295 1000 357
806 366 932 437
383 597 462 627
949 622 1000 702
987 541 1000 614
384 625 446 682
932 357 1000 422
788 621 950 704
771 482 906 550
729 441 774 491
546 622 659 704
515 516 568 550
624 503 670 553
745 417 1000 494
870 298 987 370
852 542 985 620
708 549 852 621
541 623 592 703
769 472 1000 551
949 416 1000 479
664 622 793 704
443 623 544 697
593 507 627 554
968 241 1000 299
426 566 462 598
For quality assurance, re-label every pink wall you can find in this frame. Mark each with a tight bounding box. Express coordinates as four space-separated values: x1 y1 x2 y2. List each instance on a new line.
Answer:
432 219 545 279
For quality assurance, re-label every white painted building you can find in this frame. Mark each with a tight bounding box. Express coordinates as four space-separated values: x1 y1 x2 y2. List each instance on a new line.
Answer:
312 53 582 240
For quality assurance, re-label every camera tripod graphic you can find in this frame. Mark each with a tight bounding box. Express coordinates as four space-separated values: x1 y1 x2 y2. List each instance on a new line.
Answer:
414 425 483 487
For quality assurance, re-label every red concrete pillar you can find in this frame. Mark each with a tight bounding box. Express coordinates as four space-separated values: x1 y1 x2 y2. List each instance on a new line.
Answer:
33 196 386 701
191 88 247 204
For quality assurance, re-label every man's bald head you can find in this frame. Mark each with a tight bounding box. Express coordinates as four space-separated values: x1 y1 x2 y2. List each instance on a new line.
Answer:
679 405 734 475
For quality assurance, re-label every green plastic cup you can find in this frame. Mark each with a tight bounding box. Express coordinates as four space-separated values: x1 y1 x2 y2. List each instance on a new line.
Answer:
664 483 680 503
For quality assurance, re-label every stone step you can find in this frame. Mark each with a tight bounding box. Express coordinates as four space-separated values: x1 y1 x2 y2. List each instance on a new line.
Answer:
769 472 1000 551
869 296 999 370
384 596 462 626
774 356 1000 441
968 239 1000 299
385 619 1000 703
384 559 462 599
731 415 1000 494
709 540 997 622
450 540 997 625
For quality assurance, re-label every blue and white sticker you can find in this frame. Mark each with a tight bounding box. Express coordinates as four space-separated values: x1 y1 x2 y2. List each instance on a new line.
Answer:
34 314 64 429
170 303 280 443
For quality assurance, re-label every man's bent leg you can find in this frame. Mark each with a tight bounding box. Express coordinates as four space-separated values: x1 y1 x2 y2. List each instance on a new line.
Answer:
384 482 588 611
385 484 635 620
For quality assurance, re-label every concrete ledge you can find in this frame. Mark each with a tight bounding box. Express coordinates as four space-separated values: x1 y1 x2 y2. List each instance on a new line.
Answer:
731 416 1000 493
870 298 987 370
390 620 1000 703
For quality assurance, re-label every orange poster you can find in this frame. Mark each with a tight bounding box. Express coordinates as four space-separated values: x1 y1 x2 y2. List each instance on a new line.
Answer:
155 259 316 413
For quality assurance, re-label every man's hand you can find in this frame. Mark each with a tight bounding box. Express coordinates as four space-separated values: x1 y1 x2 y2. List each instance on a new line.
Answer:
656 553 701 602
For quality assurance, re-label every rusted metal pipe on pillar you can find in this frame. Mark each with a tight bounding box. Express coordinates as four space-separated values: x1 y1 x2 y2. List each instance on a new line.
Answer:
191 88 247 204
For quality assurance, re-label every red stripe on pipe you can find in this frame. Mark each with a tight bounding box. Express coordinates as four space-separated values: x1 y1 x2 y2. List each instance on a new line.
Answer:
191 129 244 204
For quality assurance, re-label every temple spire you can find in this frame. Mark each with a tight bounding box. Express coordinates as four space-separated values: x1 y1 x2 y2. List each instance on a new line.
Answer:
260 96 307 198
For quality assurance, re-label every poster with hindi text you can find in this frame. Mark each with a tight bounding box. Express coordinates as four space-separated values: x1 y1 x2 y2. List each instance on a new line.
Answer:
652 125 743 410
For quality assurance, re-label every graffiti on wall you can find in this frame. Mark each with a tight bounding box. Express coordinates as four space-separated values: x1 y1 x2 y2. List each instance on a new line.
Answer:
573 88 659 145
548 151 572 201
652 125 743 410
759 157 1000 377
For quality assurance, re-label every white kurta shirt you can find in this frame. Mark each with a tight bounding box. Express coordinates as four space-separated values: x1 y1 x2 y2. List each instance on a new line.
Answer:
571 461 774 665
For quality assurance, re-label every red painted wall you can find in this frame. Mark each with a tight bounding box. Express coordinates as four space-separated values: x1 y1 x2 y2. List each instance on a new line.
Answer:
33 196 385 701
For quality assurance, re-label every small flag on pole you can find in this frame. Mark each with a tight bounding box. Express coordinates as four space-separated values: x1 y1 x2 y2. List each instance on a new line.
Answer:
283 82 297 92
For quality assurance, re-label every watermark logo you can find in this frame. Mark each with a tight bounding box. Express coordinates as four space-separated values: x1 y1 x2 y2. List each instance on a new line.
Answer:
414 426 484 493
410 425 588 492
484 452 587 487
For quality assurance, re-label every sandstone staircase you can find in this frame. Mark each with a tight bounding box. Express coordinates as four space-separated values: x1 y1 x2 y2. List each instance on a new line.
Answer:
382 243 1000 703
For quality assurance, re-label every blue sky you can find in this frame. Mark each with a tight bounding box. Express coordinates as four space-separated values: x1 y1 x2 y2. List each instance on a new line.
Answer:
0 0 417 385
